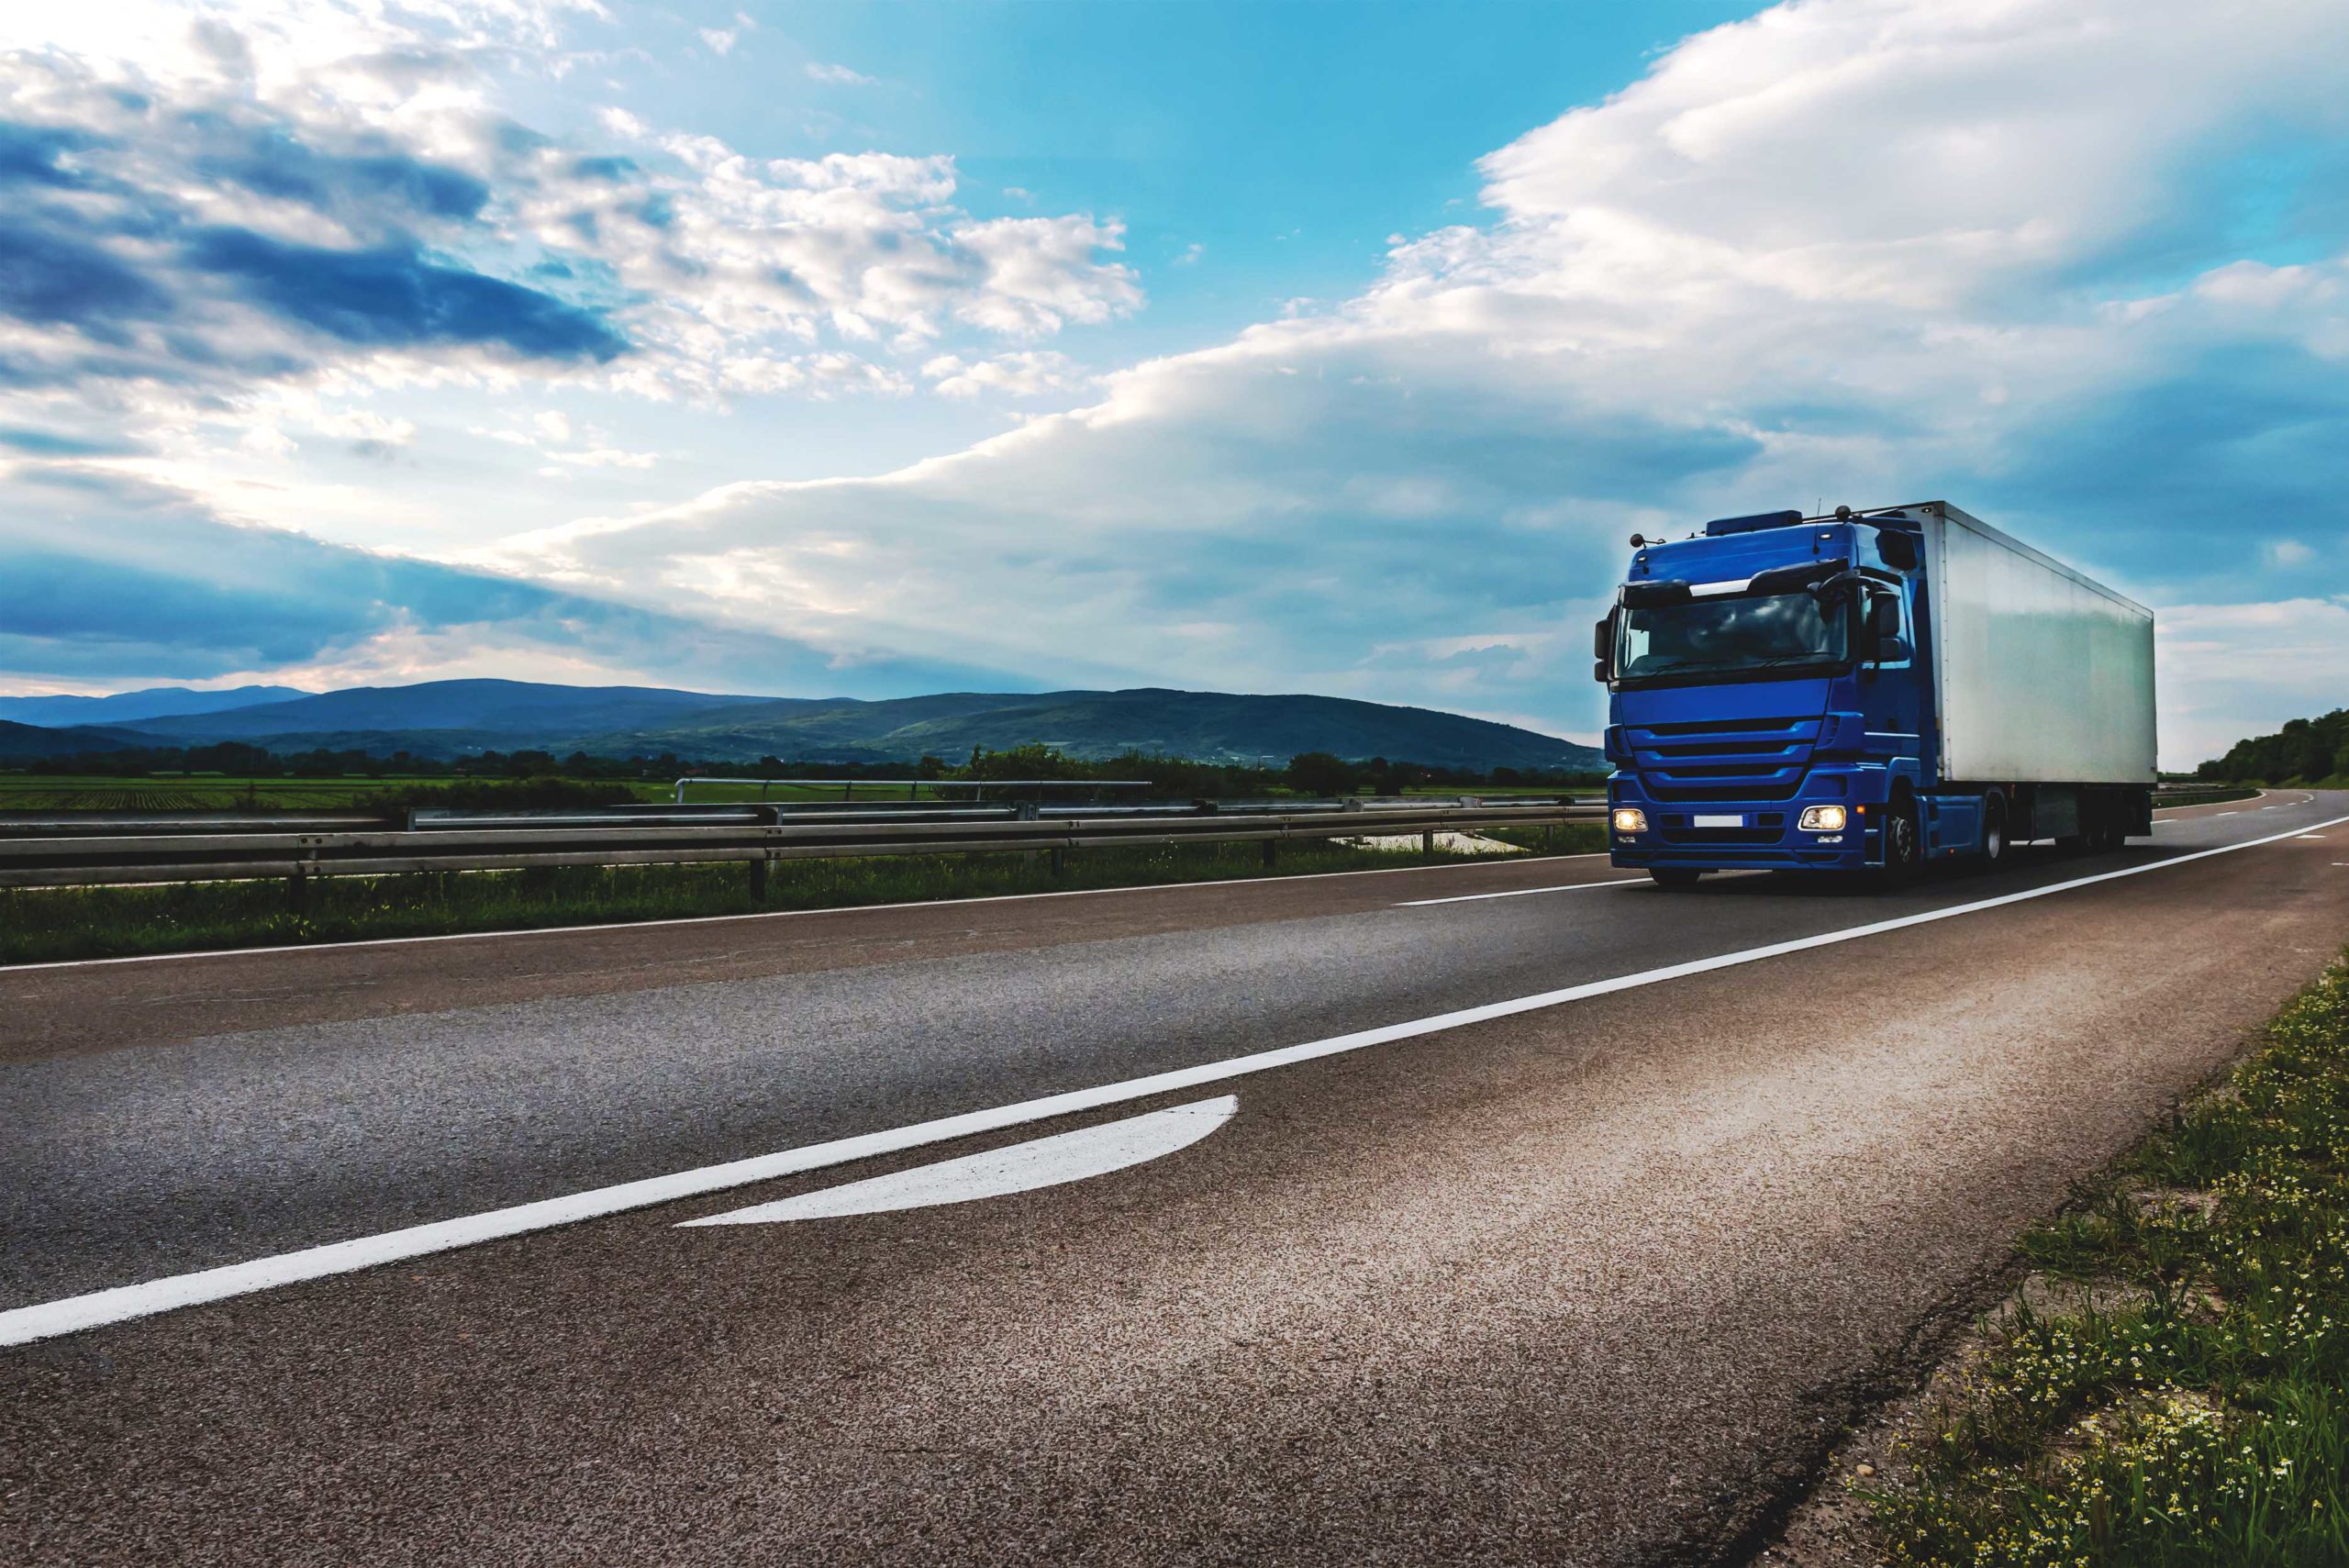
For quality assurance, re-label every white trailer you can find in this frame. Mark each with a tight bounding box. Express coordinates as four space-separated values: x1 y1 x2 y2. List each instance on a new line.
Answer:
1907 501 2157 787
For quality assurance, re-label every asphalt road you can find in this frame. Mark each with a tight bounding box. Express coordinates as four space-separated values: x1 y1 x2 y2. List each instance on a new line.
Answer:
4 791 2344 1565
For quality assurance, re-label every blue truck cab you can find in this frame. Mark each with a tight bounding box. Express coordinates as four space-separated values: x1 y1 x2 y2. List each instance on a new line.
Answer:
1592 503 2156 888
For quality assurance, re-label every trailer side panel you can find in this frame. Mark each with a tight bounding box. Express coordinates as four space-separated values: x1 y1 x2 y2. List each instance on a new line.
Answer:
1928 508 2156 785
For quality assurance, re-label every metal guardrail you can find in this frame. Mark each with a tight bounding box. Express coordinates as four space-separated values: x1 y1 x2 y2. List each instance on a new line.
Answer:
0 799 1605 894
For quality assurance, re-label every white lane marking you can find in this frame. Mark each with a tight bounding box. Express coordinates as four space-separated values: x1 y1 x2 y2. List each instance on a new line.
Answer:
2217 811 2240 816
0 851 1611 973
1398 878 1641 906
2261 806 2278 810
680 1096 1237 1228
2301 836 2329 841
6 807 2343 1351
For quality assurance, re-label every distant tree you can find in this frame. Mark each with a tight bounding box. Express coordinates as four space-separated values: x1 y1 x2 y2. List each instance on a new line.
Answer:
1286 751 1355 797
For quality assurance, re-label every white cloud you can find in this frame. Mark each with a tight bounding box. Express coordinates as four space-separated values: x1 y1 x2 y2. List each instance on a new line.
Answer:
543 446 658 469
806 61 875 87
919 351 1088 399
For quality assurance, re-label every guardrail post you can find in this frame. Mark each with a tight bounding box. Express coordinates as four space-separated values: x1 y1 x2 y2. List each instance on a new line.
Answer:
1261 838 1277 868
1420 829 1436 858
286 869 309 915
1049 846 1066 877
749 855 768 900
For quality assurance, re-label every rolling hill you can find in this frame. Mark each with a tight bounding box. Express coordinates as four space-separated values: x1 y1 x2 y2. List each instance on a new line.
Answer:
0 684 308 728
118 679 772 741
0 719 145 760
5 679 1603 773
579 688 1601 771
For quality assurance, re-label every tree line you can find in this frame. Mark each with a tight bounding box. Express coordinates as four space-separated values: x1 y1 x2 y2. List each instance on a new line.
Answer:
2196 708 2349 785
12 738 1603 798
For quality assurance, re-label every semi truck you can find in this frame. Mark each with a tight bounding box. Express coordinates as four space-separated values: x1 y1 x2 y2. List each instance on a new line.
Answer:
1592 501 2155 887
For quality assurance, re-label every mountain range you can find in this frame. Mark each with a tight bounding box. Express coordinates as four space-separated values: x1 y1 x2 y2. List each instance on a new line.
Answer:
0 680 1603 773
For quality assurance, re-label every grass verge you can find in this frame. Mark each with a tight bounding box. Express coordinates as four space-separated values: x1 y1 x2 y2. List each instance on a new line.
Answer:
1858 952 2349 1566
0 835 1575 965
1474 822 1605 855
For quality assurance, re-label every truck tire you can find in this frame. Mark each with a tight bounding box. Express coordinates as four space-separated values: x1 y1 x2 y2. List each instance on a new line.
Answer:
1648 868 1703 889
1875 795 1922 890
1979 792 2010 871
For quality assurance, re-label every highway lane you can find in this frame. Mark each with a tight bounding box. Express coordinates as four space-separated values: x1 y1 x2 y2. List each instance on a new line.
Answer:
3 790 2344 1564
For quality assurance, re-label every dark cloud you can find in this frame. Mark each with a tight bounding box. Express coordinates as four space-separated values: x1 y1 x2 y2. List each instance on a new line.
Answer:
0 215 172 328
0 426 145 457
0 121 108 189
569 155 637 182
1982 338 2349 599
0 93 628 373
190 120 491 222
184 228 628 361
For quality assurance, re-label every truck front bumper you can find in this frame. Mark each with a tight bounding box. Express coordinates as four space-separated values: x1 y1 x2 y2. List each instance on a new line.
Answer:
1606 772 1878 873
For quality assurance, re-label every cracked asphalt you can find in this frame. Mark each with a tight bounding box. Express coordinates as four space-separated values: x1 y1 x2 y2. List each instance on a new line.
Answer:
3 791 2344 1565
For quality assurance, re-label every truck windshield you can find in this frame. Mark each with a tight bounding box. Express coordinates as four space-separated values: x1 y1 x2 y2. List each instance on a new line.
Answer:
1615 591 1848 685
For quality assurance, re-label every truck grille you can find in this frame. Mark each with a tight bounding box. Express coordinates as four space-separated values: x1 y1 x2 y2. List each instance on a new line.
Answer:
1626 715 1817 802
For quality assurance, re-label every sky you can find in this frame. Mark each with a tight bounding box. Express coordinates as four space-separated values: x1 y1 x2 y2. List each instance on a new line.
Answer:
2 0 2345 768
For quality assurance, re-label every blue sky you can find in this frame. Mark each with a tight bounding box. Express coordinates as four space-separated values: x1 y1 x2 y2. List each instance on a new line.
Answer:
2 0 2345 765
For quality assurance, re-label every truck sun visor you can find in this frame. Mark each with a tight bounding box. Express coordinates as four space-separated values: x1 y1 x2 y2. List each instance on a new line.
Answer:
1620 580 1693 607
1744 557 1850 596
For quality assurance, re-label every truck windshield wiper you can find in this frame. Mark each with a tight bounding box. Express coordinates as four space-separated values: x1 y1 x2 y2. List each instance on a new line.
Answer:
1730 653 1836 670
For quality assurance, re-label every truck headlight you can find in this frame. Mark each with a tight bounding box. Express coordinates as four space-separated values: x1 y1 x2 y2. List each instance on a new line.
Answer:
1798 805 1847 832
1611 807 1648 835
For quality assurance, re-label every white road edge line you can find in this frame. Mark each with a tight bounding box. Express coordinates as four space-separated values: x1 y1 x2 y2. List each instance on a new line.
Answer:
1398 878 1642 906
5 807 2343 1351
0 851 1614 973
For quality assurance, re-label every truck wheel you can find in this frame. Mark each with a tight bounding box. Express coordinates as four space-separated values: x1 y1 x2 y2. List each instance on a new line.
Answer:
1876 796 1921 890
1979 794 2010 871
1648 868 1702 889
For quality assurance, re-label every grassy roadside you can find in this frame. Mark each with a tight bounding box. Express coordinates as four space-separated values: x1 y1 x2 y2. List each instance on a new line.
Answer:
0 832 1598 965
1855 952 2349 1566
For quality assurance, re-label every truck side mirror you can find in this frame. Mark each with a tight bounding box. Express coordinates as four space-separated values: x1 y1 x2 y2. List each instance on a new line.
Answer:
1592 614 1613 661
1863 592 1906 665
